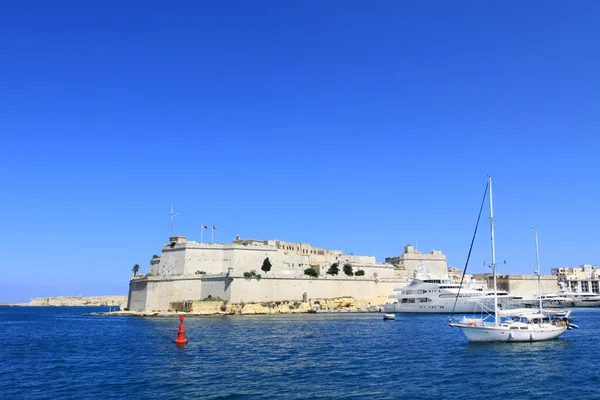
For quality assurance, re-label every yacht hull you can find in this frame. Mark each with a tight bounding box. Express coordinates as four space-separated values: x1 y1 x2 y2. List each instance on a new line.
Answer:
384 297 514 314
450 323 567 342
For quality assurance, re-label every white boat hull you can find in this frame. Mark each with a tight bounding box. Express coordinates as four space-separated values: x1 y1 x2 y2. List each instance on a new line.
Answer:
450 323 568 342
383 297 513 314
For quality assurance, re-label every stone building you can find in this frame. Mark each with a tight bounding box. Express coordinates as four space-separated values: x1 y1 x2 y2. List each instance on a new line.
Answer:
385 244 447 277
128 236 405 312
552 265 600 293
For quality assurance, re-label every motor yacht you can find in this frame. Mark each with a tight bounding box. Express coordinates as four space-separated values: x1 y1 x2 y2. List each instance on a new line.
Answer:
383 273 511 314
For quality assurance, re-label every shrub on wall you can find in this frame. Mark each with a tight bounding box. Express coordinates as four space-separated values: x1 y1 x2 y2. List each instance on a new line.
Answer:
304 268 318 278
355 269 365 276
326 263 339 276
261 257 272 274
201 295 224 302
343 263 354 276
243 270 261 279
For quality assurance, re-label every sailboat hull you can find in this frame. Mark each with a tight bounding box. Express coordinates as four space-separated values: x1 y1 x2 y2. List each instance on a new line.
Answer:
450 323 567 342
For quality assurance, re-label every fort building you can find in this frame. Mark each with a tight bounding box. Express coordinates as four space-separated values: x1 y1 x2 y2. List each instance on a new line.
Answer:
127 236 449 312
385 244 447 277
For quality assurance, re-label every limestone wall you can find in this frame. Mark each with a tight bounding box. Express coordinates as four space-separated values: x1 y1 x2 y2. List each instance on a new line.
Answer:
385 244 447 278
144 239 393 280
130 236 407 312
494 275 559 297
29 295 127 307
200 276 231 300
228 277 397 304
128 273 403 311
127 280 148 311
128 277 202 311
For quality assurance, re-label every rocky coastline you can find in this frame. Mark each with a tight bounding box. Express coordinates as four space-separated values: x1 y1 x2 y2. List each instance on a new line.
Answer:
93 296 386 317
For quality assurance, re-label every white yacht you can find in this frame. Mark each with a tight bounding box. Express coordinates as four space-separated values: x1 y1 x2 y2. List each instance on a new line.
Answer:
523 291 600 308
383 273 510 314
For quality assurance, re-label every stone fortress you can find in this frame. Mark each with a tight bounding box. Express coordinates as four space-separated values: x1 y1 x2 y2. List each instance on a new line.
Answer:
127 236 449 312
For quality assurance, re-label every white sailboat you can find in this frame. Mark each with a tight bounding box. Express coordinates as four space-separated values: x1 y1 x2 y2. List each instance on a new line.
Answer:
449 176 571 342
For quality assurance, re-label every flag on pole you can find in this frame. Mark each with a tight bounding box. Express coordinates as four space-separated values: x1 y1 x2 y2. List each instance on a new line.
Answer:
213 225 218 230
201 225 208 243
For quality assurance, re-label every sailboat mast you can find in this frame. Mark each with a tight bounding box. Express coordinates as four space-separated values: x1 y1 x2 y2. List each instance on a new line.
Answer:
489 176 499 325
532 228 542 314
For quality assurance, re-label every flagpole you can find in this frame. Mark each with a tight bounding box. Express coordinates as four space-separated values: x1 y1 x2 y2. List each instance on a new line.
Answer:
169 202 179 237
200 226 203 244
212 226 214 243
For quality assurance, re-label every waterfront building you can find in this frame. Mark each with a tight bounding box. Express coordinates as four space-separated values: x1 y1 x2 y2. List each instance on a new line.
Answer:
552 265 600 293
472 273 559 298
127 236 448 312
385 244 447 277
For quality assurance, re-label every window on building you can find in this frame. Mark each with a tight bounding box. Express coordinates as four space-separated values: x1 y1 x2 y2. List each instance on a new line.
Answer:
582 281 590 292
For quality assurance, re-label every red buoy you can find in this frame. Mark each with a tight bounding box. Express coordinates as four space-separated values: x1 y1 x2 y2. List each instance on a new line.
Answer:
174 314 189 345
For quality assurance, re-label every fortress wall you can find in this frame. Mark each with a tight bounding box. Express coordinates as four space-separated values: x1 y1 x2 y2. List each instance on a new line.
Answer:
200 278 231 300
229 245 280 274
495 275 559 297
154 248 186 276
401 257 447 278
128 280 148 311
128 278 203 311
130 238 421 311
150 242 389 281
181 246 227 275
339 255 377 265
228 277 397 304
128 274 401 311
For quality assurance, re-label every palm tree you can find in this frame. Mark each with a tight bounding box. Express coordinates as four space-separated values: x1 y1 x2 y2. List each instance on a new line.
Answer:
132 264 140 277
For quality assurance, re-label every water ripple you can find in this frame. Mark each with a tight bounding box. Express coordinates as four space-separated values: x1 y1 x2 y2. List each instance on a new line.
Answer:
0 308 598 399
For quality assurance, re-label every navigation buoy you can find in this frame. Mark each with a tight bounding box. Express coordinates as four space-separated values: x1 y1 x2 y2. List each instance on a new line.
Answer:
174 315 189 345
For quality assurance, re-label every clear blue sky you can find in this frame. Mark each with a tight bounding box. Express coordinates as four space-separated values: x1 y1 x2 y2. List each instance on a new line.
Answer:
1 1 599 303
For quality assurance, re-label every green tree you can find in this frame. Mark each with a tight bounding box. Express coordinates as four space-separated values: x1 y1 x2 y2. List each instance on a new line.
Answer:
132 264 140 277
261 257 272 274
355 269 365 276
343 263 354 276
304 268 318 278
326 263 339 276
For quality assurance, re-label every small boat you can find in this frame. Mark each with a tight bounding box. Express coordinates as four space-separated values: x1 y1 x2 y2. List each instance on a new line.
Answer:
383 313 396 320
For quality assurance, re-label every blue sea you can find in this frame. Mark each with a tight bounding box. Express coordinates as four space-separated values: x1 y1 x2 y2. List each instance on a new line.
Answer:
1 307 599 399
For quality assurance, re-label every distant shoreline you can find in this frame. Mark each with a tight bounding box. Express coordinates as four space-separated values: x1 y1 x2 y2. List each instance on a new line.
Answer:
0 304 121 307
1 295 127 308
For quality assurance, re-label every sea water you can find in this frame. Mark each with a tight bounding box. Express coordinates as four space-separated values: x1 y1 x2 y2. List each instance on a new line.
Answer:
1 307 599 399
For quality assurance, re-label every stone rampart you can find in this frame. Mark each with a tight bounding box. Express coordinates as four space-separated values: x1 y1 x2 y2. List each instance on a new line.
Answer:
29 295 127 307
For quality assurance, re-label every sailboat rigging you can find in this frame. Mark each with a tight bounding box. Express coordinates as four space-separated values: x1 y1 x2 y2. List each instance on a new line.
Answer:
449 176 573 342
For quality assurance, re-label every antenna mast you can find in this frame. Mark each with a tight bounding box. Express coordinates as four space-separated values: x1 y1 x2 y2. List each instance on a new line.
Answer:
170 202 179 237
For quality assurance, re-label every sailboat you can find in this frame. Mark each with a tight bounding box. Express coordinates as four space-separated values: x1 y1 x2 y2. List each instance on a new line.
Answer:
449 176 571 342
